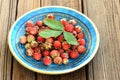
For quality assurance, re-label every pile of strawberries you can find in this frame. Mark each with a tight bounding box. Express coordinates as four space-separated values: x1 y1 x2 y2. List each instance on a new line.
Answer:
20 14 86 65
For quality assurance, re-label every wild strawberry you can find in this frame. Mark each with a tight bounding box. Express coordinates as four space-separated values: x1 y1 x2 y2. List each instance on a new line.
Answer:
36 20 42 27
58 49 64 54
47 14 55 19
70 51 79 59
43 50 50 57
43 42 52 50
50 50 60 58
37 36 45 43
57 35 64 42
33 52 42 61
29 27 38 35
46 38 53 43
20 36 27 44
78 39 85 45
63 58 69 64
77 45 86 53
53 41 61 49
27 35 35 42
75 26 82 33
65 24 73 32
60 18 68 26
53 56 62 64
26 48 34 56
34 47 40 53
26 21 34 27
72 31 77 37
69 20 76 25
25 43 31 49
43 56 52 65
30 41 38 48
66 49 72 54
26 27 32 32
77 33 84 39
61 53 69 58
62 41 70 50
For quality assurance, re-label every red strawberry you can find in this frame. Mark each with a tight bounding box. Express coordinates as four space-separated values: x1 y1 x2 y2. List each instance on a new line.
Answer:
37 36 45 43
66 49 72 54
36 21 42 27
61 53 69 58
25 43 31 49
30 41 38 48
34 47 40 53
57 35 64 42
20 36 27 44
43 56 52 65
53 41 61 49
72 31 77 37
77 33 84 39
78 39 85 45
65 24 74 32
63 58 69 64
26 48 34 56
29 27 38 35
43 50 50 56
77 45 86 53
53 56 63 64
62 41 70 50
70 51 79 59
27 35 35 42
60 18 68 26
47 14 55 19
50 50 60 58
75 26 82 33
26 21 34 27
33 52 42 61
26 27 32 32
46 38 53 43
58 49 64 54
69 20 76 25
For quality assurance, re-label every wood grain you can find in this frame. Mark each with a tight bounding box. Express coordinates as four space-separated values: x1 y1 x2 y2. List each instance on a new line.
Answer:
0 0 17 80
83 0 120 80
12 0 40 80
37 0 86 80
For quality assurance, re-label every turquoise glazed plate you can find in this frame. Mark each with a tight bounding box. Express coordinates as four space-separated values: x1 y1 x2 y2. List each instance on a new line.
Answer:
8 6 100 75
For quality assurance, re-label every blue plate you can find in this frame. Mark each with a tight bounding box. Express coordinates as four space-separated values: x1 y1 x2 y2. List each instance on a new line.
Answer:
8 6 100 74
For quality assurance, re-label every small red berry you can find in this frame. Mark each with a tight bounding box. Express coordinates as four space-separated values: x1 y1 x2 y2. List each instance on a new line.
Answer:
57 35 64 42
43 50 50 57
26 27 32 32
54 56 63 64
58 49 64 54
61 53 69 58
26 21 34 27
20 36 27 44
77 33 84 39
62 41 70 50
63 58 69 64
36 21 42 27
77 45 86 53
60 18 68 26
66 49 72 54
53 41 61 49
27 35 35 42
70 51 79 59
30 41 38 48
65 24 74 32
37 36 45 43
46 38 53 43
43 56 52 65
26 48 34 56
34 47 40 53
47 14 55 19
75 26 82 33
69 20 76 25
29 27 38 35
78 39 86 45
25 43 31 49
50 50 60 58
33 52 42 61
72 31 77 37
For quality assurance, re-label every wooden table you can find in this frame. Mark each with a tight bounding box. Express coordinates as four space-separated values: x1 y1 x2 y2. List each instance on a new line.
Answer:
0 0 120 80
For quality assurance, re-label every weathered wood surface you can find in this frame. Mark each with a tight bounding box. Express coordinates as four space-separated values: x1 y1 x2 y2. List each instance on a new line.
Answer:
0 0 120 80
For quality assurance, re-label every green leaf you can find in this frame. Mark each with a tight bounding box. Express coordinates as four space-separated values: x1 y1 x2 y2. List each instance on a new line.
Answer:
63 31 78 45
39 30 62 38
44 18 64 31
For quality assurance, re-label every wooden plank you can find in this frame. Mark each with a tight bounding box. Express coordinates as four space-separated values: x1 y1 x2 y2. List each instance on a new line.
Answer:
0 0 17 80
12 0 40 80
37 0 86 80
83 0 120 80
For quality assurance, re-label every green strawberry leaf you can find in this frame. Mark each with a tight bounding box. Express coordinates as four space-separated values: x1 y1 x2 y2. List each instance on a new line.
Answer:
44 18 64 31
63 31 78 45
39 30 62 38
